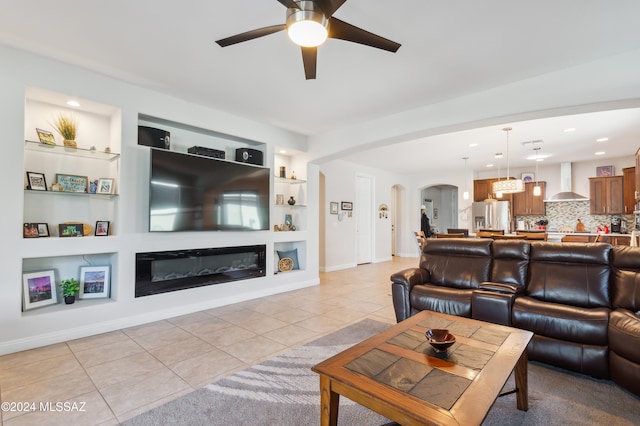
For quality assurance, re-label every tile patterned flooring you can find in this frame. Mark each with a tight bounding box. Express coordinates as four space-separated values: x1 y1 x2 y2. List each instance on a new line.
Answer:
0 257 414 425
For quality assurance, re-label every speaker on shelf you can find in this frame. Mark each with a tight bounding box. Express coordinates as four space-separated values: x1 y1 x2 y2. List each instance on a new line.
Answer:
235 148 263 166
138 126 170 150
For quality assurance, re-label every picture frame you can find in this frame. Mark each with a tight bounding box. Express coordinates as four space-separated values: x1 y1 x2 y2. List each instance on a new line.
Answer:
58 223 84 237
37 223 50 237
275 194 284 205
26 171 47 191
97 178 114 194
36 128 56 145
23 270 57 311
330 202 339 215
521 172 535 183
596 165 614 177
23 223 39 238
341 201 353 211
79 266 110 299
95 220 110 236
56 174 88 193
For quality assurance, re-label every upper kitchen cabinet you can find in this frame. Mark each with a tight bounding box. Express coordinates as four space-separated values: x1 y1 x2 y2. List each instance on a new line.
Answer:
589 176 624 215
473 178 514 203
635 147 640 202
623 166 636 214
513 182 546 215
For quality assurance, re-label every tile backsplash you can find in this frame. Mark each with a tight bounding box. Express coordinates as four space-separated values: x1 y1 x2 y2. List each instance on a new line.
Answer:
515 200 633 232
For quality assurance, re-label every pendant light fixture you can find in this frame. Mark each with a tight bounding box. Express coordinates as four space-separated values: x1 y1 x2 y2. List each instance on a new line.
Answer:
533 145 542 196
462 157 469 200
492 127 525 194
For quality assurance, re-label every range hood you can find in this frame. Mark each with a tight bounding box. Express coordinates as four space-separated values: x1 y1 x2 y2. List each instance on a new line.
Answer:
545 162 589 202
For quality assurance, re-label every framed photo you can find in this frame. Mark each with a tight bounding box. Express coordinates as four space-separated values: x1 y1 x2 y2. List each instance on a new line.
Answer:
37 223 50 237
95 220 110 236
56 174 88 193
521 172 535 183
341 201 353 211
58 223 84 237
330 202 339 215
596 165 614 177
275 194 284 205
26 171 47 191
23 270 57 311
23 223 39 238
36 128 56 145
97 178 114 194
79 266 110 299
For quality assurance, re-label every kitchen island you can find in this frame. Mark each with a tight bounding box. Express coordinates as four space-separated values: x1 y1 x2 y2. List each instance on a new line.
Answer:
545 232 633 245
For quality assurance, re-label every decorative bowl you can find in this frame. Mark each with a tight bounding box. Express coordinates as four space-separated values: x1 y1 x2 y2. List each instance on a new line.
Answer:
425 329 456 352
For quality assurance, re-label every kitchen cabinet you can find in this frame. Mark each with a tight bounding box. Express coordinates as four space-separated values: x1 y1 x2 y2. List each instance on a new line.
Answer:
589 176 624 214
513 181 546 215
636 147 640 202
473 178 514 203
623 166 635 214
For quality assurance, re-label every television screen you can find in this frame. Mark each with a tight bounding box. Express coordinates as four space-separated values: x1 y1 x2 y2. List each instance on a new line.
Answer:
149 149 270 232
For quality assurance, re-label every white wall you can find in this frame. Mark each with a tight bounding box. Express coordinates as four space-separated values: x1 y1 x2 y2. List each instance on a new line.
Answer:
0 44 316 355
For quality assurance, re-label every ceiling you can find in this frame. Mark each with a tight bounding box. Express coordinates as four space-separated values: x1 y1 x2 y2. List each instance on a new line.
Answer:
2 1 640 174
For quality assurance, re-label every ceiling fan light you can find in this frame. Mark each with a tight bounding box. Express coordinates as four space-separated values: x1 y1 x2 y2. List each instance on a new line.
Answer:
288 20 328 47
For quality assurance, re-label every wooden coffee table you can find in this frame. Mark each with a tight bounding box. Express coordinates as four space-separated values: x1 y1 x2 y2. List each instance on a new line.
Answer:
312 311 533 426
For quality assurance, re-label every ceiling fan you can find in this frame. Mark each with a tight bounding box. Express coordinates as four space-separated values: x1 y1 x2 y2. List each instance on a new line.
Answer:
215 0 401 80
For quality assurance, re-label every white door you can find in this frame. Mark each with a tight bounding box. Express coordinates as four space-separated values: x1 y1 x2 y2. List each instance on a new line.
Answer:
356 175 373 264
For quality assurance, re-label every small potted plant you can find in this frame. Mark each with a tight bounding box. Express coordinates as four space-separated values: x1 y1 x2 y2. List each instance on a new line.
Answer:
52 113 78 148
60 278 80 304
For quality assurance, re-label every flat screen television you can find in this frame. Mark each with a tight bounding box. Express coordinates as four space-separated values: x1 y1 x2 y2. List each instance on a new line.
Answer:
149 149 270 232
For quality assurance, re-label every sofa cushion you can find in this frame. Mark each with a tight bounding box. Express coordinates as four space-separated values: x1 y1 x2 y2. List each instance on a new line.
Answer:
609 309 640 364
420 239 492 289
527 243 611 308
410 285 472 317
611 245 640 311
527 334 609 379
512 296 609 345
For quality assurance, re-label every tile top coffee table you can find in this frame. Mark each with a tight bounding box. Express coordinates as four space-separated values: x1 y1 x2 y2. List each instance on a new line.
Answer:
311 311 533 426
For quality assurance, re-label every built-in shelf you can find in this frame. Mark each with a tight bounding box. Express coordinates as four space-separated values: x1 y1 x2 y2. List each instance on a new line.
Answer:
275 177 306 184
25 140 120 161
24 189 118 198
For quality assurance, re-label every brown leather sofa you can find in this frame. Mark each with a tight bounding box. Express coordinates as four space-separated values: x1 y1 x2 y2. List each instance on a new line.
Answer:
390 238 640 396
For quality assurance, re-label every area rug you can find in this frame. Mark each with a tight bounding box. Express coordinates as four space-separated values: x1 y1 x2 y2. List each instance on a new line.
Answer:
124 319 640 426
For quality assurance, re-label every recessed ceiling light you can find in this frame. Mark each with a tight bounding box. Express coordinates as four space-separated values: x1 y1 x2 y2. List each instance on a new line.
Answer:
563 127 576 133
279 149 287 154
486 164 494 168
594 151 605 155
469 143 478 147
66 100 80 107
596 138 609 142
494 153 503 158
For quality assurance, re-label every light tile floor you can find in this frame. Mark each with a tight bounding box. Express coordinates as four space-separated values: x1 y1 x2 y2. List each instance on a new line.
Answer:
0 257 415 425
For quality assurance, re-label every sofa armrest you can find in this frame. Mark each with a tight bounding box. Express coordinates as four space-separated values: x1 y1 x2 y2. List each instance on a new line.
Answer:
479 282 524 295
390 268 430 323
472 287 521 326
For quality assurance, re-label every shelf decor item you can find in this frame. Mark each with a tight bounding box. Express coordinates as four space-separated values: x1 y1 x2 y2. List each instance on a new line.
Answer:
36 128 56 146
97 178 114 194
22 270 57 311
56 174 88 192
79 266 110 299
95 220 110 236
276 194 284 205
26 171 47 191
52 113 78 148
60 277 79 304
58 223 84 237
37 223 49 237
23 223 39 238
288 196 296 206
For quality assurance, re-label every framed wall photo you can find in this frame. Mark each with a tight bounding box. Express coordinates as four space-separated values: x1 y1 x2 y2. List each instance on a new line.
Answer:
36 128 56 145
56 174 88 193
23 223 39 238
596 165 614 177
37 223 50 237
97 178 114 194
341 201 353 211
58 223 84 237
95 220 110 236
23 270 58 311
79 266 110 299
330 202 339 214
26 171 47 191
521 172 535 183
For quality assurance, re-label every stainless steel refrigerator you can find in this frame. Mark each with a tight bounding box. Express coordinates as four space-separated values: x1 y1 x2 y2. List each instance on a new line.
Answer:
472 201 511 233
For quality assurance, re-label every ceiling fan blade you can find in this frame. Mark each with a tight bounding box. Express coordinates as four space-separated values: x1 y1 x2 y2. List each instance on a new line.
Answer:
328 18 401 52
277 0 301 9
301 46 317 80
315 0 348 16
216 24 286 47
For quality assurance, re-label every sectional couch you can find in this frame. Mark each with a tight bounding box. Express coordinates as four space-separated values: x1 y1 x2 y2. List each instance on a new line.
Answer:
390 238 640 396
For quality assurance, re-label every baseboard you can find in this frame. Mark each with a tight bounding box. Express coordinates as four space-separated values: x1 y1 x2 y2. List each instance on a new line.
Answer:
0 278 320 356
320 262 357 272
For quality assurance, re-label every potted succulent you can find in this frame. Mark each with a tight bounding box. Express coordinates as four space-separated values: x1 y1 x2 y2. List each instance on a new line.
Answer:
52 113 78 148
60 278 80 304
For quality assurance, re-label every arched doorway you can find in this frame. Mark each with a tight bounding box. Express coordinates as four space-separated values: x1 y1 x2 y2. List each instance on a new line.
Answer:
420 185 458 234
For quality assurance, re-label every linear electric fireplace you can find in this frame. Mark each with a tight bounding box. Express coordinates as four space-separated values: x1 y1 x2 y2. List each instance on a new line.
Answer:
135 245 266 297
